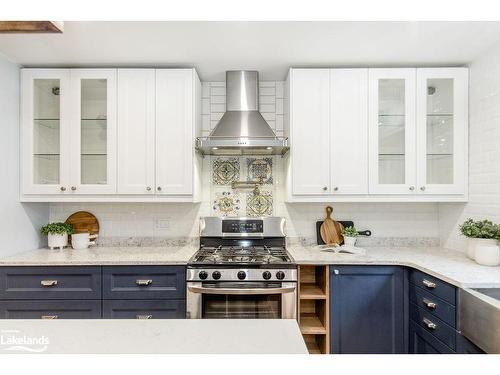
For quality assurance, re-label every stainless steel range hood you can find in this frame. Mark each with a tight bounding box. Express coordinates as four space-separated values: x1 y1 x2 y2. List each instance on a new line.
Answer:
196 71 289 156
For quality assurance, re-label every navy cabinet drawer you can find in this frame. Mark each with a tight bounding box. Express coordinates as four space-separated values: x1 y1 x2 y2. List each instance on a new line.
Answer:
409 284 456 327
409 321 455 354
103 266 185 300
410 303 456 350
409 270 456 305
0 300 101 319
102 299 185 319
0 267 101 300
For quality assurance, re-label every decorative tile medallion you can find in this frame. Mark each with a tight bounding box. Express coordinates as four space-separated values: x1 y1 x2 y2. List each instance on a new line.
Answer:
213 191 241 216
213 157 240 185
247 157 273 184
246 191 273 217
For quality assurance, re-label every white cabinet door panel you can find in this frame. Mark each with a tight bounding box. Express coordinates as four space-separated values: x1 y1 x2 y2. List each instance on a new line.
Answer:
155 69 194 195
330 69 368 194
416 68 468 195
117 69 156 194
290 69 331 195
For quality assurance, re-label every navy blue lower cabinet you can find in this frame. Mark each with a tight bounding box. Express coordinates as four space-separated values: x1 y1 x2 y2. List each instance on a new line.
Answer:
0 300 102 319
102 299 186 319
330 266 405 354
409 321 455 354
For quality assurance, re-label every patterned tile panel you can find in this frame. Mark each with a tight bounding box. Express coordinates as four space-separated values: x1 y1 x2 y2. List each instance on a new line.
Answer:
246 191 273 217
212 157 240 185
247 157 273 185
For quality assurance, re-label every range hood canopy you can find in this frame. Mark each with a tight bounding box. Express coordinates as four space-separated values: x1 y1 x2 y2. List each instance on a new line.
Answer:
196 70 289 156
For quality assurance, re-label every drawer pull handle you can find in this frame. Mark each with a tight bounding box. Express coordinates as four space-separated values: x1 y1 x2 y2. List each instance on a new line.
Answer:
40 280 58 287
423 317 437 330
423 298 437 310
422 279 436 289
41 315 58 319
136 279 153 286
136 315 152 319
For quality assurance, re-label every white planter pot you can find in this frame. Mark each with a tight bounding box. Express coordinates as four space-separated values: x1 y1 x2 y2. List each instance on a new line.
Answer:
48 233 68 250
344 236 357 247
474 239 500 266
466 238 480 259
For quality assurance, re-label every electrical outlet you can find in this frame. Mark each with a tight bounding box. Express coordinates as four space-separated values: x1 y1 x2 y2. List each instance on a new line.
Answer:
156 219 170 229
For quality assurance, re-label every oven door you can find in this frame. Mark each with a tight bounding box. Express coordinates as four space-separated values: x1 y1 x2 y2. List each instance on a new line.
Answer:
186 282 297 319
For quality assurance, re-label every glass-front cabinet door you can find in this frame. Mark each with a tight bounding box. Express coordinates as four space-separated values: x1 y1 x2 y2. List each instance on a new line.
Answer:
368 69 416 194
416 68 468 195
69 70 117 194
21 69 71 194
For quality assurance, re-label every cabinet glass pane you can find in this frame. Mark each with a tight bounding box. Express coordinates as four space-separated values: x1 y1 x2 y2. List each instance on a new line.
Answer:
426 79 453 184
81 79 107 184
378 79 405 184
33 79 60 184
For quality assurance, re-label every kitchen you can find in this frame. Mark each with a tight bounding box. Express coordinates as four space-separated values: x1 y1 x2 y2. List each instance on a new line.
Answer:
0 5 500 371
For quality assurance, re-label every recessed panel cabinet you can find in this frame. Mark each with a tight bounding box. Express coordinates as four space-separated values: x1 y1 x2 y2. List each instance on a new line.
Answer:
21 68 201 202
285 67 468 202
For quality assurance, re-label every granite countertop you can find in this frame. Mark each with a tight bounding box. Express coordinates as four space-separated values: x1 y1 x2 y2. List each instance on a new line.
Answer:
287 245 500 288
0 319 307 354
0 245 198 266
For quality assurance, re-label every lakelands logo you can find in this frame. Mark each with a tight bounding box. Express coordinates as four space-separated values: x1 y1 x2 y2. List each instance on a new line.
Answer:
0 329 49 353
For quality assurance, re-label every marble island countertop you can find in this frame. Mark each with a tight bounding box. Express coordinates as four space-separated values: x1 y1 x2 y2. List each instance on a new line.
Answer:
0 319 308 354
287 245 500 288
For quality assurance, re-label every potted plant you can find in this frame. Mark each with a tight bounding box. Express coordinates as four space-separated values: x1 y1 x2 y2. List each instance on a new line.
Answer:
459 219 500 263
41 223 74 250
342 226 358 247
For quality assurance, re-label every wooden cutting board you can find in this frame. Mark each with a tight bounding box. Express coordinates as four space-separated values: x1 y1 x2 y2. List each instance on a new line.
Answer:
65 211 100 239
319 206 343 245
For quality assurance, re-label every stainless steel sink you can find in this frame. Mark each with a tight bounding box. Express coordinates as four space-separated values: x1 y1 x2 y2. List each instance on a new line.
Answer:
459 288 500 353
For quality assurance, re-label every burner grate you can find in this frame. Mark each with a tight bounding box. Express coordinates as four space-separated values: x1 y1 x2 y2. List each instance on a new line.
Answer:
190 245 292 265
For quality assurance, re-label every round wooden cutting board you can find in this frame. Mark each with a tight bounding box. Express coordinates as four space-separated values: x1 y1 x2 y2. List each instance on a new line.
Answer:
319 206 344 245
65 211 100 238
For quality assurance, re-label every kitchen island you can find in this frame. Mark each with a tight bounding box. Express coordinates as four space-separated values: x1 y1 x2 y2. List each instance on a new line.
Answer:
0 319 308 354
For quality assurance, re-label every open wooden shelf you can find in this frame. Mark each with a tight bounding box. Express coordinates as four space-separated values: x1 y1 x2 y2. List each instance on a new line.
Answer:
300 283 327 299
298 265 330 354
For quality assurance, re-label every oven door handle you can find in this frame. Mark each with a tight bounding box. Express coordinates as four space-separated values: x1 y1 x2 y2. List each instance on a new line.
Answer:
188 285 296 295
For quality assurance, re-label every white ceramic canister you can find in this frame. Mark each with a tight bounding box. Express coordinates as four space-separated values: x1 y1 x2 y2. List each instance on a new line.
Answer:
48 233 68 250
71 233 98 250
474 239 500 266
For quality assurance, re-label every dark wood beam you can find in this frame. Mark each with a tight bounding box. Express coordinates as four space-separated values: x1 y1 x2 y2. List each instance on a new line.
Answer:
0 21 63 33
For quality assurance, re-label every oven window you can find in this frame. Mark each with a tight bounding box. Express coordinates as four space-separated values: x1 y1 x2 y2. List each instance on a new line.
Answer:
202 294 282 319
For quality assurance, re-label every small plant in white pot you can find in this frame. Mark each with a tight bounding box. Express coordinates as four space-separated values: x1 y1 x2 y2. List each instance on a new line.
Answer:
41 223 74 250
342 226 358 247
459 219 500 265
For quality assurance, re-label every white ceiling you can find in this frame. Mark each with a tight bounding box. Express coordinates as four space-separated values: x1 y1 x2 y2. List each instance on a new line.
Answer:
1 21 500 81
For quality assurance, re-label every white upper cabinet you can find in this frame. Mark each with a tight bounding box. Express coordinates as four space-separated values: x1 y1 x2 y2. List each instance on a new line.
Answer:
69 69 117 194
117 69 156 195
288 68 331 195
330 69 368 195
22 69 71 195
155 69 200 196
368 69 417 194
416 68 468 195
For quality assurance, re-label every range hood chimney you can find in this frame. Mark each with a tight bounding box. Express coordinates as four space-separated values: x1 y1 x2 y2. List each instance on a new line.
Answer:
196 71 289 156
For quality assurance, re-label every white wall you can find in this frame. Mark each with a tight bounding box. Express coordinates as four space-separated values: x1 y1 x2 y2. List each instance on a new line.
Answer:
439 41 500 251
0 53 49 256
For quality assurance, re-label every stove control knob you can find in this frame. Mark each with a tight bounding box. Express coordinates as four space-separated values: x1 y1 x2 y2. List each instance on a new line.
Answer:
262 271 272 280
212 271 222 280
237 271 246 280
276 271 285 280
198 271 208 280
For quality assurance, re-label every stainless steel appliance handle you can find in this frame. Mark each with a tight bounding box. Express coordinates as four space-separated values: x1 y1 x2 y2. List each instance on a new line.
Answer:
188 285 295 295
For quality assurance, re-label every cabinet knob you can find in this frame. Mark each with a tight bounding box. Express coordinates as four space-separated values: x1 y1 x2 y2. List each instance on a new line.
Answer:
409 186 415 191
423 298 437 310
322 186 328 191
146 186 152 191
41 315 59 320
157 186 162 192
136 315 152 319
60 186 66 191
135 279 153 286
71 186 77 191
423 317 437 330
333 187 339 192
333 269 339 275
420 186 426 191
422 279 436 289
40 280 58 287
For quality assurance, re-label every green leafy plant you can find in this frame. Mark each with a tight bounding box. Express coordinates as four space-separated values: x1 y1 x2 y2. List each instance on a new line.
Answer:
459 219 499 239
40 222 74 236
342 226 358 238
